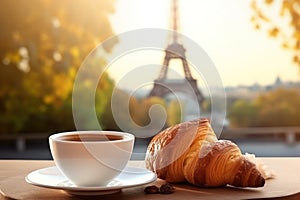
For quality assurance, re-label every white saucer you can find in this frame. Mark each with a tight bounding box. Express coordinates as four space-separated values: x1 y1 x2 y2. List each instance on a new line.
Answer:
25 165 157 196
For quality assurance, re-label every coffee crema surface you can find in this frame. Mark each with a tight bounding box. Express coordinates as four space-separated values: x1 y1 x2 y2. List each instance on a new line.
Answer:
57 134 123 142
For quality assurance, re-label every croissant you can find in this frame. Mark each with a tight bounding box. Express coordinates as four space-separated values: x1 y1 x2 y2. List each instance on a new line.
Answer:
145 118 265 187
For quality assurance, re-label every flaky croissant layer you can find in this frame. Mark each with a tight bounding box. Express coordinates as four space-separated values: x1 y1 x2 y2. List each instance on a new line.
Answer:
145 118 265 188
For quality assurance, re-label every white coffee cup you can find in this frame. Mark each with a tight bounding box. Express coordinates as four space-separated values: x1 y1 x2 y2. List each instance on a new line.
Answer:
49 131 135 187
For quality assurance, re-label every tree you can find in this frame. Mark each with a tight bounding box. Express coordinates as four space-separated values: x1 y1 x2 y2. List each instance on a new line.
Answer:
228 99 258 127
251 0 300 65
167 100 182 126
0 0 117 133
254 88 300 126
227 88 300 127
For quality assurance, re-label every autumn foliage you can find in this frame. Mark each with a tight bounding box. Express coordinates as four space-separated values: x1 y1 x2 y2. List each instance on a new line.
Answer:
251 0 300 65
228 88 300 127
0 0 117 133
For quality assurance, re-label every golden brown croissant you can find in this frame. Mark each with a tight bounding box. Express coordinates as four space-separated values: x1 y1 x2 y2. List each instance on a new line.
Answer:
145 118 265 187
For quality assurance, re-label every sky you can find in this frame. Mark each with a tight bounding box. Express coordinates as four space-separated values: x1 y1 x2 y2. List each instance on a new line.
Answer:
106 0 300 89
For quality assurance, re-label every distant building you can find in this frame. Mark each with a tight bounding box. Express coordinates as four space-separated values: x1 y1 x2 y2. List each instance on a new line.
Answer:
225 76 300 99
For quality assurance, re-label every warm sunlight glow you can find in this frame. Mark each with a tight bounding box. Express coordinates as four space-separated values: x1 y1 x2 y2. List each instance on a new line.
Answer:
109 0 300 89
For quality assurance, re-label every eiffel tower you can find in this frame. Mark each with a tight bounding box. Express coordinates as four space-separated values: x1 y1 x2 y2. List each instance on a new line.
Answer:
148 0 204 107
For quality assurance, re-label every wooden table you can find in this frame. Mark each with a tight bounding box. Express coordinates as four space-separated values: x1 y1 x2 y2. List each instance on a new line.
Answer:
0 158 299 200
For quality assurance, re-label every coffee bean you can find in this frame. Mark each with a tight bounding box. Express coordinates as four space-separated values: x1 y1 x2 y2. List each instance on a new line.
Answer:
159 183 175 194
144 185 160 194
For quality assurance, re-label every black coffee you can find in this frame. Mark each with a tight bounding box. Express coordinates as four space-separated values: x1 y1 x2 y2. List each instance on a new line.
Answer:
58 134 123 142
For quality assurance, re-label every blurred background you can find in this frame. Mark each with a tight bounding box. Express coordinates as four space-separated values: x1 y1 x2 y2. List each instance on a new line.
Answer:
1 0 300 159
